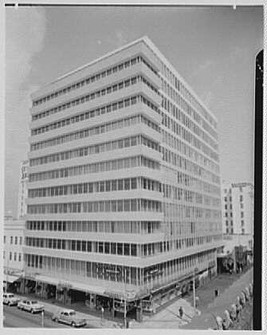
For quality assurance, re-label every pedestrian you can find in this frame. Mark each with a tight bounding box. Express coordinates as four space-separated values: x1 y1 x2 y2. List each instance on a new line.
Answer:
195 296 200 308
101 306 104 320
179 306 184 318
215 289 219 297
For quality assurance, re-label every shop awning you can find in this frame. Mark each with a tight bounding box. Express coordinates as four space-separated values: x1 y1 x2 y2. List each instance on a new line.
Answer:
35 275 60 286
70 281 105 295
32 274 106 295
4 275 21 283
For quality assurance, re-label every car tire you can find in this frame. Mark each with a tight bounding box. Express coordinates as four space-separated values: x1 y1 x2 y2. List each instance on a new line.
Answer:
71 322 76 327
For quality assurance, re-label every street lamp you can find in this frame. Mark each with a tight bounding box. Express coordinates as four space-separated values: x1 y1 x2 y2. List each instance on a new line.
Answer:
192 267 198 311
106 268 127 328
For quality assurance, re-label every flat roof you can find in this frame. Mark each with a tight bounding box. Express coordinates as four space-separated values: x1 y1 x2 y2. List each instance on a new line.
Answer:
33 35 217 124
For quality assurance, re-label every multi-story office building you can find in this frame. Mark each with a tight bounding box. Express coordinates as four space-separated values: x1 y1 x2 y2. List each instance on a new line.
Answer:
222 182 254 235
17 160 29 219
24 37 222 315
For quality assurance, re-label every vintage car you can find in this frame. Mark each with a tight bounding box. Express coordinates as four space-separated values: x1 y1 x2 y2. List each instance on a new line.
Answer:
52 309 87 327
17 299 44 313
3 293 20 306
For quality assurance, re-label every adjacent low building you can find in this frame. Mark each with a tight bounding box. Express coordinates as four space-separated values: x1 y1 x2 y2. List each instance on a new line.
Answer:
3 217 25 292
17 160 29 219
24 36 223 318
222 182 254 236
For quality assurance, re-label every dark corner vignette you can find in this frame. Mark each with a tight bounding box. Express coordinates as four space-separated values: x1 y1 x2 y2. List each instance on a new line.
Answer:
253 49 263 330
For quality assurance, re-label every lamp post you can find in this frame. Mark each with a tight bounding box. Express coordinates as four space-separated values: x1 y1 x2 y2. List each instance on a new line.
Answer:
192 267 198 311
41 310 44 328
106 267 127 328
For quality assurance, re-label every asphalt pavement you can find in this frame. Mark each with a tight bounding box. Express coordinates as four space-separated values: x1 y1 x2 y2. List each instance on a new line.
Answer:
3 305 68 328
3 305 95 328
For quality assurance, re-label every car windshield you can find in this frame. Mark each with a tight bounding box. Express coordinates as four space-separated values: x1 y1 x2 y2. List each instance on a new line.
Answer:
69 311 76 316
31 301 38 304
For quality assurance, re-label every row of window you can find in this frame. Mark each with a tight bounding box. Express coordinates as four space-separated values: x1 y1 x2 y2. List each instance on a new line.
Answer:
161 201 221 222
31 113 159 151
28 177 160 198
162 183 221 207
30 134 159 167
26 238 138 256
5 252 22 262
4 236 23 245
161 79 218 140
31 75 158 136
159 61 217 128
26 219 221 237
25 234 221 258
162 95 218 148
29 155 159 183
27 198 162 214
162 111 218 160
162 146 220 190
31 73 158 129
162 130 219 175
32 55 158 109
25 249 215 285
26 220 161 234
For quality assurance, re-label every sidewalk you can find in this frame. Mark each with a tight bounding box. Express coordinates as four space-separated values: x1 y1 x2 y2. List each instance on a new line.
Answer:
181 267 253 329
131 267 253 329
131 297 197 329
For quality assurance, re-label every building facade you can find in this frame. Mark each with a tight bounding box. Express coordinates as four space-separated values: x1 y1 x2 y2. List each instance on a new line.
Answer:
17 160 29 219
24 37 222 314
4 217 25 291
222 182 254 235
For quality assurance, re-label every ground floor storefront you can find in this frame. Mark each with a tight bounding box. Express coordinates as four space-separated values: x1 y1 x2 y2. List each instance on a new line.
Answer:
15 261 217 323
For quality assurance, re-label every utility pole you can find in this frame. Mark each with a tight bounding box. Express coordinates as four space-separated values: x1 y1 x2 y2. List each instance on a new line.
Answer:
193 268 196 310
41 310 44 328
124 267 127 329
106 268 127 328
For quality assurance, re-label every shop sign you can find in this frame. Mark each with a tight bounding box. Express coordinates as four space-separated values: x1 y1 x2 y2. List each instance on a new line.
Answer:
58 281 72 289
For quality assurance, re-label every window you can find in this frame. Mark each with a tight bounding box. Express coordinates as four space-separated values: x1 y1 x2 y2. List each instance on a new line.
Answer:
4 236 6 244
117 243 123 255
240 195 243 202
124 179 130 190
9 252 12 261
118 179 123 191
131 178 137 189
15 236 18 245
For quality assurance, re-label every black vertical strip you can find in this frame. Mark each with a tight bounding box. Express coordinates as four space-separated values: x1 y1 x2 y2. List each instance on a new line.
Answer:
253 49 263 330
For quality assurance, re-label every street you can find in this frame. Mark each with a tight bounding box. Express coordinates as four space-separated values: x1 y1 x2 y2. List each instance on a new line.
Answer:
3 305 94 328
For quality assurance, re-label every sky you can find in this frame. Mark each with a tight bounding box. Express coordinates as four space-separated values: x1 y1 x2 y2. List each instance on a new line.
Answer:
4 5 263 217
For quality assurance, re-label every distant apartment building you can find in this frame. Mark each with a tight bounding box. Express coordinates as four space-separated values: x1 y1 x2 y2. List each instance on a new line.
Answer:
24 37 222 315
17 160 29 219
222 182 254 235
4 217 25 291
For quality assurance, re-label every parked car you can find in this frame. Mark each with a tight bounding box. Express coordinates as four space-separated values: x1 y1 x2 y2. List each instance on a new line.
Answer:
17 299 44 313
3 293 20 306
52 309 87 327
